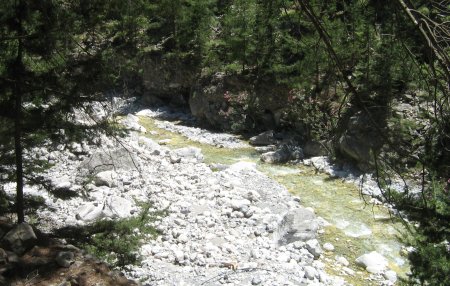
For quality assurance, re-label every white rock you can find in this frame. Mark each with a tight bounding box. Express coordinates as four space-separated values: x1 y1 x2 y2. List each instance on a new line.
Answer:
305 239 322 259
75 203 103 222
323 242 335 251
103 196 133 218
383 270 397 283
304 266 318 280
355 251 388 273
335 256 349 266
94 170 118 187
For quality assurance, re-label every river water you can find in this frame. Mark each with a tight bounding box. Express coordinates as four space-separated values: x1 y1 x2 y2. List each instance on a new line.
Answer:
139 116 410 285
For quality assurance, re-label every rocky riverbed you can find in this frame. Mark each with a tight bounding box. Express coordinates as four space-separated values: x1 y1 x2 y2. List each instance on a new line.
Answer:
1 100 405 285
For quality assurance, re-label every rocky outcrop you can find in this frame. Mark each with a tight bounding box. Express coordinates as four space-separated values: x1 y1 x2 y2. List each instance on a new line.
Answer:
142 54 196 106
338 112 383 170
190 73 289 131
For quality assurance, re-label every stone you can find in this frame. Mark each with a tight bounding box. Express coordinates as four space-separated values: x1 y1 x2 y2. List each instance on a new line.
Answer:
94 170 118 187
250 131 276 146
260 144 303 164
355 251 388 273
103 196 133 219
173 250 185 263
277 252 291 262
335 256 349 266
304 266 318 280
55 251 75 268
305 239 322 259
173 147 204 163
230 199 251 212
1 223 37 255
383 270 397 283
76 203 103 222
50 176 72 191
323 242 335 251
251 276 262 285
278 208 318 244
120 114 146 132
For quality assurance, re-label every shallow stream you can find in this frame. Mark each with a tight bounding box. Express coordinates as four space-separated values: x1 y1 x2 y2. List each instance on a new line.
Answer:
139 116 410 285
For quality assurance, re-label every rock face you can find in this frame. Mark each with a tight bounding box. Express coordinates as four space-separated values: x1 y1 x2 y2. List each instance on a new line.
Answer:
190 73 289 131
142 54 195 106
338 112 383 169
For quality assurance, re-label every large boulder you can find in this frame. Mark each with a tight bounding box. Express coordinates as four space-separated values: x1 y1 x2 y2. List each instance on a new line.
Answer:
78 148 139 174
277 208 318 244
1 223 37 255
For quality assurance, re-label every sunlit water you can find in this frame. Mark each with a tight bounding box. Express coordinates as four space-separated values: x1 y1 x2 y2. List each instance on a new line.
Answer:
139 117 410 285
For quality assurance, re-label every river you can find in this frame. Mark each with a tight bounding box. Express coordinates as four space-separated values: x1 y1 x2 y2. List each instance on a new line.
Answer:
138 115 410 285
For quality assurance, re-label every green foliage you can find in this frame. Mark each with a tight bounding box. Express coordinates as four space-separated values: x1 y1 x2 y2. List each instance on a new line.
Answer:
409 241 450 286
81 204 165 268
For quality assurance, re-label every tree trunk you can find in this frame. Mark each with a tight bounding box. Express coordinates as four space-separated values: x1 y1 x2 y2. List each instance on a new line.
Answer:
14 83 24 223
14 0 25 223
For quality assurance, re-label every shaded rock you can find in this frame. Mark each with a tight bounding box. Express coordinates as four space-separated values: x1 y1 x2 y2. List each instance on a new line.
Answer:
304 140 328 157
190 73 290 131
142 54 194 107
260 144 303 164
55 251 75 268
1 223 37 255
338 112 382 169
355 251 388 273
250 130 276 146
